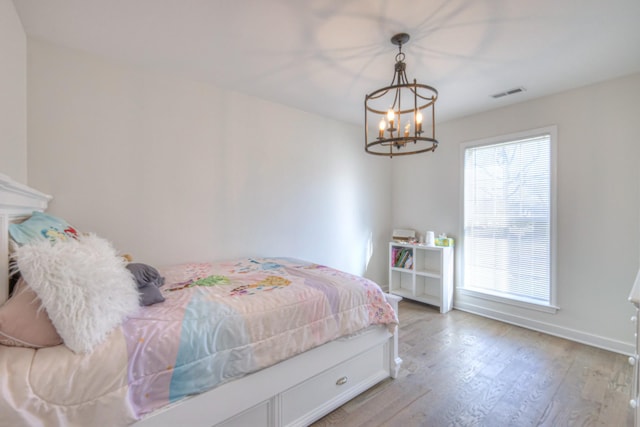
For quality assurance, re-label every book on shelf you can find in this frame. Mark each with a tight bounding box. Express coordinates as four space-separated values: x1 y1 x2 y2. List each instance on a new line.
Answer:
404 254 413 270
392 247 413 269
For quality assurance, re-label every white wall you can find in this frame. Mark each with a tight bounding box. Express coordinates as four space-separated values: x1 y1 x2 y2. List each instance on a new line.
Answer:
393 72 640 354
26 39 392 284
0 0 27 183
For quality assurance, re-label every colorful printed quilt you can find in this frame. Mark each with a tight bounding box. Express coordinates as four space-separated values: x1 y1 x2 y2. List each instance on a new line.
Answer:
0 258 397 426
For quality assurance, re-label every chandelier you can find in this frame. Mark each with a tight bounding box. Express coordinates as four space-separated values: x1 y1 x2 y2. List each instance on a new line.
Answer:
364 33 438 157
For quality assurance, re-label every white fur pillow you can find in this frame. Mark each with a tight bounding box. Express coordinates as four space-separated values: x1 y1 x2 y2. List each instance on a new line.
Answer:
14 233 139 353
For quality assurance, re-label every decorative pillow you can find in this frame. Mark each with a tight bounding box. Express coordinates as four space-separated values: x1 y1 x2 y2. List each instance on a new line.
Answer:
14 233 140 353
126 263 166 306
9 211 79 245
0 278 63 348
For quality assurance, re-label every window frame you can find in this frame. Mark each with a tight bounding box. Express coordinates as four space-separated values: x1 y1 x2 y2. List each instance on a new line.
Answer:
458 126 559 314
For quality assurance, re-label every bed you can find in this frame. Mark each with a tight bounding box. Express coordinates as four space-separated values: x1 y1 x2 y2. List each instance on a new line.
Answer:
0 173 402 427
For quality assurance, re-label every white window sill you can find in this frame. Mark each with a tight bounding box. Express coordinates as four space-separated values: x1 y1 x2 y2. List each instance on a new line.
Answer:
458 287 559 314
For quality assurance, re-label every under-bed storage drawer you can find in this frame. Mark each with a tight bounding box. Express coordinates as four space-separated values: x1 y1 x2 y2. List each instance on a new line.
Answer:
216 401 271 427
280 342 388 426
217 400 270 427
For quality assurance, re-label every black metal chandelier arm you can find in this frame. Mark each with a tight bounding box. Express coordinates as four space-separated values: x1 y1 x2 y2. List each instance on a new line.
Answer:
364 141 438 156
408 85 438 100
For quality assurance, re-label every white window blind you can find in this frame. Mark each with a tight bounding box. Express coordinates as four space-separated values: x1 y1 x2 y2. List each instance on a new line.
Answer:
463 132 553 306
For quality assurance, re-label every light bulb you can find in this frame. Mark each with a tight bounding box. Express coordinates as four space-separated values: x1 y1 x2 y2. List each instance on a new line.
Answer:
378 119 385 138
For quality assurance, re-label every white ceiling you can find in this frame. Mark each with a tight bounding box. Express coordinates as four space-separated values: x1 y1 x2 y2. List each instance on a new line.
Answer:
13 0 640 125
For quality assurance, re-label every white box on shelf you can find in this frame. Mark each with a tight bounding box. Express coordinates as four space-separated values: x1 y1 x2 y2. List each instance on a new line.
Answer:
392 229 415 242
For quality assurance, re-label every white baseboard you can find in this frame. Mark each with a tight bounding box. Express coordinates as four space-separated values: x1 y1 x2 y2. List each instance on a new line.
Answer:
454 300 634 356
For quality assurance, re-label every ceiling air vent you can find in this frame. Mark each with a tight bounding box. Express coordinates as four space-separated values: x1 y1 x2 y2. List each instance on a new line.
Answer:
491 87 526 99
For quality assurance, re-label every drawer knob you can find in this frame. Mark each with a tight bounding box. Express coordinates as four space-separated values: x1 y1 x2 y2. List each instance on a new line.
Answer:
632 316 638 322
629 356 637 366
631 399 638 409
336 376 348 386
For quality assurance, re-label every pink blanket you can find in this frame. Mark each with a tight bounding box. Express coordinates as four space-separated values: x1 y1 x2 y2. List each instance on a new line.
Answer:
1 258 397 426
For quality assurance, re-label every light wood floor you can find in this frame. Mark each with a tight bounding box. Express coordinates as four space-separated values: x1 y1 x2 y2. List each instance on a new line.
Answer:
312 299 634 427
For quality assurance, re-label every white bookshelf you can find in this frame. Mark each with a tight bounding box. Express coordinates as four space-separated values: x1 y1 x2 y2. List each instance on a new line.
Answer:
388 242 454 313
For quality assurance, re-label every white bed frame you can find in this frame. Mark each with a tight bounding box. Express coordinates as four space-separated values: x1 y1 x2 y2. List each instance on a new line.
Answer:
0 173 51 305
0 173 402 427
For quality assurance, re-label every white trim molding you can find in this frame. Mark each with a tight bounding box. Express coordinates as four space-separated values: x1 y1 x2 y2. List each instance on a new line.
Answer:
458 288 559 314
454 299 634 356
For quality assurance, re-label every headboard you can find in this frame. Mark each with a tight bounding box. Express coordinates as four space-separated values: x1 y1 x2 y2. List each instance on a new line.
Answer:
0 173 51 304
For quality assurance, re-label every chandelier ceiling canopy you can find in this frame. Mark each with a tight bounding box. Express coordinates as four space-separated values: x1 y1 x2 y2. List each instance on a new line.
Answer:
365 33 438 158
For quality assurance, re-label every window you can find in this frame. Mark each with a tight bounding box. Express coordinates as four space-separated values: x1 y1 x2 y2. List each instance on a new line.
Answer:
461 127 557 311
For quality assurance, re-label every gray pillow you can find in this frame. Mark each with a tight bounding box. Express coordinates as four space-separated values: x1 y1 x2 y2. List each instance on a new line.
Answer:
126 263 165 306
